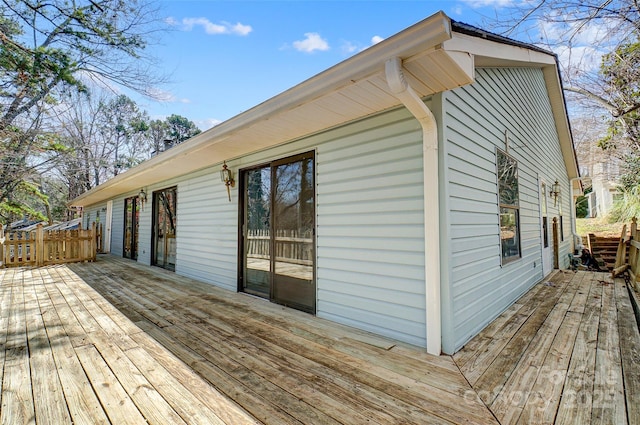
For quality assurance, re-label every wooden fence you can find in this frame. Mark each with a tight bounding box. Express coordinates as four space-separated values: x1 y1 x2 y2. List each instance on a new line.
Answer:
612 217 640 290
246 229 313 266
0 223 97 268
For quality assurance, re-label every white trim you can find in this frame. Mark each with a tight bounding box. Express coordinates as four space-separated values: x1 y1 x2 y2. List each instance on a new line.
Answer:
385 57 441 355
104 200 113 253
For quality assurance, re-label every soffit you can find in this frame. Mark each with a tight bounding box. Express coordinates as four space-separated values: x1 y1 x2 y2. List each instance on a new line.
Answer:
71 12 575 207
71 12 477 207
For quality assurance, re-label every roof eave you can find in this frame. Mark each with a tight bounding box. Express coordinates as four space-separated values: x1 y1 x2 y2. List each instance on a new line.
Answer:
69 11 462 207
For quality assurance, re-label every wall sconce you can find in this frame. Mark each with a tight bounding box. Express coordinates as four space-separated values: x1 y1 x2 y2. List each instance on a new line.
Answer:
138 188 147 210
549 179 560 206
220 161 235 202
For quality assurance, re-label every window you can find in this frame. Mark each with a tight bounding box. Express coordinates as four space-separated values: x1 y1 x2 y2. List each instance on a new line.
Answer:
497 149 521 264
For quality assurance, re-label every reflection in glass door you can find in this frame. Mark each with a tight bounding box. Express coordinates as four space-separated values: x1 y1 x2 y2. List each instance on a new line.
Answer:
243 166 271 297
540 180 553 276
123 196 139 260
241 152 316 313
153 187 177 271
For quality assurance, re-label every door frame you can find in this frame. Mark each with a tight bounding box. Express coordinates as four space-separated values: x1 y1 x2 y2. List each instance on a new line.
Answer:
104 200 113 253
123 196 139 260
151 186 178 271
539 177 553 276
238 151 317 313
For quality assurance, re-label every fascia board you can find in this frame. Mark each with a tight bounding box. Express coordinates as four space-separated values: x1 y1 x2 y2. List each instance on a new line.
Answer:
69 11 454 207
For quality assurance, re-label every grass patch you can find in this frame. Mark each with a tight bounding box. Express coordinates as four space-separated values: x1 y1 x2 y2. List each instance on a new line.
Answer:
576 217 626 238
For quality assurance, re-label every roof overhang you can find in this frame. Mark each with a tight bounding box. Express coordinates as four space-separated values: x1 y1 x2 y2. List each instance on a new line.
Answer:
70 11 475 207
444 29 579 180
70 11 578 207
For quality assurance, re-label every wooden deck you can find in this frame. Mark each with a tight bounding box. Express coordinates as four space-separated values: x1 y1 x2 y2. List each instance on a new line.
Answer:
454 270 640 425
0 256 496 424
2 258 638 424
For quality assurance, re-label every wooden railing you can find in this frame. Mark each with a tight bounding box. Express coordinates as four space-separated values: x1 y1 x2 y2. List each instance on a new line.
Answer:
612 217 640 290
1 223 97 268
246 229 313 266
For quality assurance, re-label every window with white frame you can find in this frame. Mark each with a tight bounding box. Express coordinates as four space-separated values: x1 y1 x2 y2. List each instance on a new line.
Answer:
497 149 521 264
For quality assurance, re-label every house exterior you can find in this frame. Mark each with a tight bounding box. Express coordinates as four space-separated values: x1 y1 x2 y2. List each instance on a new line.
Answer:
70 12 580 355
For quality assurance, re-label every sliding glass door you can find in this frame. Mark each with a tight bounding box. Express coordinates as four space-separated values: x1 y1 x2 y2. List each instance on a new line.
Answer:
152 187 177 271
241 152 316 313
123 196 139 260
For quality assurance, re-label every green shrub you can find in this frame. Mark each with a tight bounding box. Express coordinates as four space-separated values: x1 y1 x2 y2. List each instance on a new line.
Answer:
607 185 640 223
575 195 589 218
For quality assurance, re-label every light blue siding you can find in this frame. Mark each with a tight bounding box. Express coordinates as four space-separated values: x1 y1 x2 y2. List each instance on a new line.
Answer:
175 171 238 291
78 66 573 353
83 204 106 229
441 67 573 354
110 197 125 256
83 107 429 348
237 108 428 347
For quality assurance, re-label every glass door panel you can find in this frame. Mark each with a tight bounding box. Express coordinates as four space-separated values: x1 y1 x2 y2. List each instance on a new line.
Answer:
153 187 177 271
240 152 316 314
123 196 139 260
243 166 271 297
272 155 315 313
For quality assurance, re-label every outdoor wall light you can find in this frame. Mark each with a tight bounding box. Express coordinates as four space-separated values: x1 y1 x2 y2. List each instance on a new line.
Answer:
550 179 560 206
220 161 235 202
138 188 147 210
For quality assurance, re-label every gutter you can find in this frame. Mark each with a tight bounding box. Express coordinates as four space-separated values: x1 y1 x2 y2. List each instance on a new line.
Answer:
385 57 441 355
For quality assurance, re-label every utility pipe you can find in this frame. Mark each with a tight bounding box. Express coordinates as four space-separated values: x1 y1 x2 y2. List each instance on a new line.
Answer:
385 57 441 355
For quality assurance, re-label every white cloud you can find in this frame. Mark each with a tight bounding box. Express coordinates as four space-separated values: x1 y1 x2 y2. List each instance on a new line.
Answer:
539 17 617 46
197 118 222 130
75 69 121 93
340 35 384 55
180 17 252 36
146 87 177 102
554 45 605 74
144 87 193 104
459 0 514 7
293 32 330 53
536 14 618 76
341 41 358 54
371 35 384 45
230 22 252 36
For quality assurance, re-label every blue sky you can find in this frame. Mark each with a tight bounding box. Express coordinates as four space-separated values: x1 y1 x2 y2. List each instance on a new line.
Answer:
138 1 516 130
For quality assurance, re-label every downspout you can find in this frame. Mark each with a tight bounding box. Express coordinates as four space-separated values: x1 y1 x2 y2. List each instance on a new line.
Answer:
385 57 441 355
570 177 586 250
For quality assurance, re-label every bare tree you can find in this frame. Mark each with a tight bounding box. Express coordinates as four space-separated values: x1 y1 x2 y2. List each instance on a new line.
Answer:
480 0 639 186
0 0 166 129
52 91 153 199
0 0 166 221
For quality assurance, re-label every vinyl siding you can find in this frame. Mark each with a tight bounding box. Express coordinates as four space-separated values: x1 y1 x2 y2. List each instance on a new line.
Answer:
83 107 428 348
83 204 107 231
236 107 428 347
176 172 238 291
441 67 573 354
110 197 125 256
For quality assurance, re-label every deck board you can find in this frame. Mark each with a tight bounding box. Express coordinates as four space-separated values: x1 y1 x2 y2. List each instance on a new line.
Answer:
615 279 640 423
455 270 640 425
1 256 498 424
3 257 639 424
26 270 72 424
